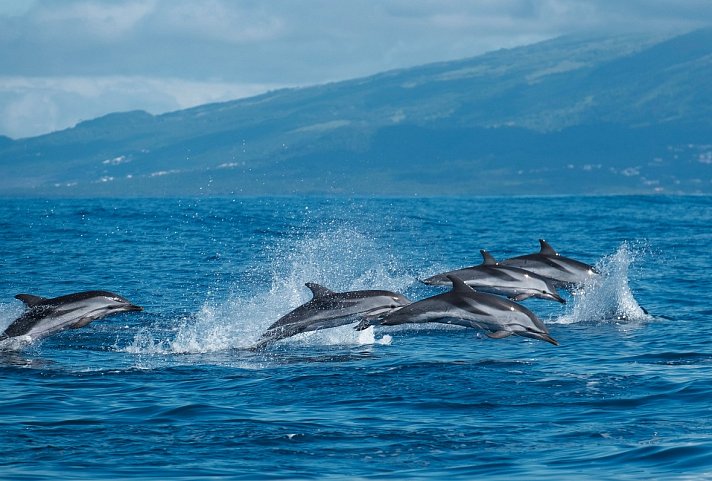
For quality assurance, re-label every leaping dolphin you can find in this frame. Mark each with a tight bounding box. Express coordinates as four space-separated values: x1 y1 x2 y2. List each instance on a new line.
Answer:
500 239 598 288
364 275 557 345
255 283 411 348
0 290 143 342
422 250 566 303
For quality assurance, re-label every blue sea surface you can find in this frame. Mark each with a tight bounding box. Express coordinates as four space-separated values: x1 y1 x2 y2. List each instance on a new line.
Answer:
0 196 711 480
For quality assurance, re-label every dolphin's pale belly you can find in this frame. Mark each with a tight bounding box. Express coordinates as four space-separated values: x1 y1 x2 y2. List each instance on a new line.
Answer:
449 304 539 334
25 306 103 339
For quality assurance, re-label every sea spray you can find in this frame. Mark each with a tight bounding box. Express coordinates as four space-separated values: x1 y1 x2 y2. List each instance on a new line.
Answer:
0 302 32 352
0 301 23 333
127 225 411 354
557 241 650 324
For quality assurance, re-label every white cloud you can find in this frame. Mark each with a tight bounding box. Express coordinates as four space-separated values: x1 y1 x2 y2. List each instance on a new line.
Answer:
0 0 711 138
0 75 287 138
158 1 286 44
34 0 155 38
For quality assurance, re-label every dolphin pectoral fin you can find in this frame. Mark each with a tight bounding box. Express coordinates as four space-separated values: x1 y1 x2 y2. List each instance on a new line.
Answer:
512 293 534 302
353 320 373 331
71 318 94 329
486 330 513 339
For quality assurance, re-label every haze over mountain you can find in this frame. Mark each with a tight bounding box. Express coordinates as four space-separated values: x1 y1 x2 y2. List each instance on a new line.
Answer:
1 28 711 197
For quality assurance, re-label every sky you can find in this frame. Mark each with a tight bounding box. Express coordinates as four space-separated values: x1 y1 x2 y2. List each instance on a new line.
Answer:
1 0 711 139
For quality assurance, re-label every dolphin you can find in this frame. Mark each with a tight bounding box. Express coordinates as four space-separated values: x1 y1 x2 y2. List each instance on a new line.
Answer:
364 275 557 345
255 283 411 347
422 250 566 303
500 239 598 288
0 290 143 342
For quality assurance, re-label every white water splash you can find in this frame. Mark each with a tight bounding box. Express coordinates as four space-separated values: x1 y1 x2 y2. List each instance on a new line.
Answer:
556 241 650 324
0 302 23 332
0 302 31 352
125 226 409 354
269 325 393 348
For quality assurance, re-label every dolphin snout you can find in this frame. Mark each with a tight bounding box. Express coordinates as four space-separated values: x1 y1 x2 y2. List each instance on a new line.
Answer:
523 331 558 346
125 304 143 312
546 292 567 304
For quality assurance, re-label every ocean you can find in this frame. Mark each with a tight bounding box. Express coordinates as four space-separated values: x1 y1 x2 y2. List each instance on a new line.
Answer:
0 196 710 480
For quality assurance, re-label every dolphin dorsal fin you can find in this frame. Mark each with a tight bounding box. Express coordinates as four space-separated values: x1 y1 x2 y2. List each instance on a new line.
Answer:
15 294 47 307
480 250 498 266
446 275 474 294
305 282 335 299
539 239 558 256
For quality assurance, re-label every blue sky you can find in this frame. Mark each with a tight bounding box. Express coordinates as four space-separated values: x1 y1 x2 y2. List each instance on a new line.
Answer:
1 0 711 139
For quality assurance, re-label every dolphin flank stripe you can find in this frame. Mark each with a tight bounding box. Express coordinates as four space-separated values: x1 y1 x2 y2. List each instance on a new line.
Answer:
375 275 558 346
422 249 566 304
501 239 597 288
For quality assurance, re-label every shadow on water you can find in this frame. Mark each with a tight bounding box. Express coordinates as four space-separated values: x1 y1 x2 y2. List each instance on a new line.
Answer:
0 350 54 368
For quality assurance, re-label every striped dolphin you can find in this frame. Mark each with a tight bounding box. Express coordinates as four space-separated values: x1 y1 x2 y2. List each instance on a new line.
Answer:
255 283 411 348
500 239 598 288
366 275 557 345
422 250 566 303
1 290 142 343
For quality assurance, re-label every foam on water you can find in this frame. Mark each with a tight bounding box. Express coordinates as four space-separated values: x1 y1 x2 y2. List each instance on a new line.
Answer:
125 225 409 354
556 241 651 325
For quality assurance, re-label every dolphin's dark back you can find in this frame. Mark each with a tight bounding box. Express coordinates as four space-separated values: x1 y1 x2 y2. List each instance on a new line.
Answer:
15 290 130 308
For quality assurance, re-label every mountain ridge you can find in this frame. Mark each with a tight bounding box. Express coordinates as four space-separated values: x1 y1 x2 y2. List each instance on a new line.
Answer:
1 28 710 196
